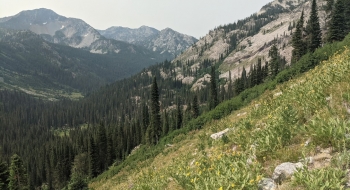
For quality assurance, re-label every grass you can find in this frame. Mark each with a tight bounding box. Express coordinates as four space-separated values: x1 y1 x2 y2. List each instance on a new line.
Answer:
90 37 350 189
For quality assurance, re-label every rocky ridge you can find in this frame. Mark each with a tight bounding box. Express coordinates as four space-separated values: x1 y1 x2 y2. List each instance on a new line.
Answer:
99 26 198 60
163 0 327 90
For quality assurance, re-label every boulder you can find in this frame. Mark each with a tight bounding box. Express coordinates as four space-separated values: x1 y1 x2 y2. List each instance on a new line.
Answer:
272 162 303 184
210 128 231 140
273 92 283 97
258 178 277 190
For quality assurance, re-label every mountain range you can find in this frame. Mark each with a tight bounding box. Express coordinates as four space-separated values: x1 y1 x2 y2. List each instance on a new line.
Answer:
98 26 198 59
0 8 198 97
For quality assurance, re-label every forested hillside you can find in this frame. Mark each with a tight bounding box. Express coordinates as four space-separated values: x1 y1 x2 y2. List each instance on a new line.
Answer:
0 0 349 189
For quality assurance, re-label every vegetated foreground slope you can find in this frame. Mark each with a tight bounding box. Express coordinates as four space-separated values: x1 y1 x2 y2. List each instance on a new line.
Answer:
91 39 350 189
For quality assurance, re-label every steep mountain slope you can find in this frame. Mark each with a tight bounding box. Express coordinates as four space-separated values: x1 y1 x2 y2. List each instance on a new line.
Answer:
90 33 350 190
169 0 326 88
0 28 165 99
99 26 198 60
0 8 168 61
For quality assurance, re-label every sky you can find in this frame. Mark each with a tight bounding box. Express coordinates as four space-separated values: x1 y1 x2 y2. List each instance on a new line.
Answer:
0 0 272 38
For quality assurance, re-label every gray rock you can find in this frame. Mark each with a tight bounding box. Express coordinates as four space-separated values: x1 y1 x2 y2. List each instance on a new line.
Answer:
258 178 277 190
273 92 283 97
210 128 231 140
272 162 303 184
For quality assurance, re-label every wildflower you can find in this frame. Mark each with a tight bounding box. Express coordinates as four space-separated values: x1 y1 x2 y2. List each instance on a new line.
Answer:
249 179 255 184
218 187 223 190
256 175 262 182
231 183 235 188
231 168 235 172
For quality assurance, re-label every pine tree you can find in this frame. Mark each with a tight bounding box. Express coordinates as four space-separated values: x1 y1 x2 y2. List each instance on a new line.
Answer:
306 0 322 52
162 110 169 135
146 77 161 145
0 161 9 190
209 66 218 110
106 132 114 167
328 0 346 42
257 58 263 84
88 136 97 178
241 67 247 90
344 0 350 35
291 11 306 64
97 123 107 173
8 154 28 190
141 103 149 139
192 95 199 118
269 44 280 77
176 100 183 129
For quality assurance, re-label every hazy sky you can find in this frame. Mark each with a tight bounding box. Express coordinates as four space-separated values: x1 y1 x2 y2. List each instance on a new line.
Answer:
0 0 272 38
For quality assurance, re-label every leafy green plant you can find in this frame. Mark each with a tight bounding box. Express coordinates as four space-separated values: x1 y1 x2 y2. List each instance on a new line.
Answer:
293 167 347 189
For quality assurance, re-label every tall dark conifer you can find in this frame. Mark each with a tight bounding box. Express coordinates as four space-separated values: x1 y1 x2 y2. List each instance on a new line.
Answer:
344 0 350 35
192 95 199 118
146 77 161 145
162 110 169 135
209 66 218 110
328 0 346 42
257 58 263 84
269 44 280 77
88 136 97 178
97 123 107 173
0 161 9 190
176 100 183 129
292 10 306 64
306 0 321 52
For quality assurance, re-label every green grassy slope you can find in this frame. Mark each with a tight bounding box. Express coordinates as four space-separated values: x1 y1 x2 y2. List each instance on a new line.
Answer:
90 36 350 189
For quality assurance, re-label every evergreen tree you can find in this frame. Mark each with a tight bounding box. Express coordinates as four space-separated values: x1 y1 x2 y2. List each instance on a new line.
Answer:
106 132 114 167
162 110 169 135
0 161 9 190
344 0 350 35
306 0 321 52
291 11 306 64
257 58 263 84
192 95 199 118
176 101 183 129
269 44 280 77
8 154 28 190
146 77 161 145
141 102 149 137
88 136 97 178
328 0 346 42
97 123 107 173
209 66 218 110
241 67 247 90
